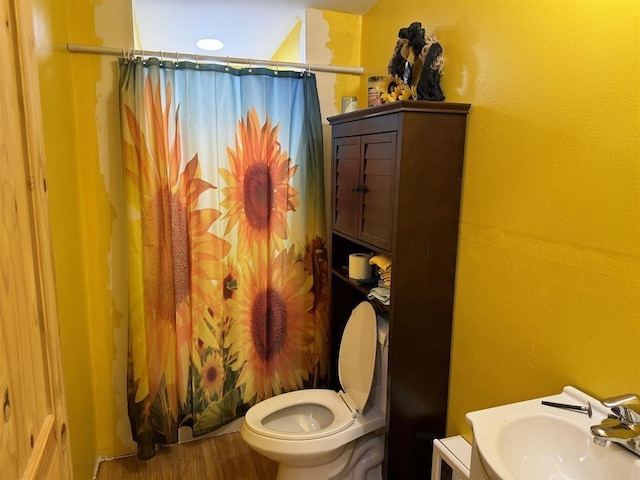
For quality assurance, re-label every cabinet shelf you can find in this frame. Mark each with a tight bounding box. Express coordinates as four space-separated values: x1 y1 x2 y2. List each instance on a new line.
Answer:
332 230 391 256
331 267 389 313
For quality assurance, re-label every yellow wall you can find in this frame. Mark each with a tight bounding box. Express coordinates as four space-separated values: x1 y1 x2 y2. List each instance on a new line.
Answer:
32 1 96 477
272 18 302 63
319 9 362 113
69 0 133 460
33 0 134 476
361 0 640 442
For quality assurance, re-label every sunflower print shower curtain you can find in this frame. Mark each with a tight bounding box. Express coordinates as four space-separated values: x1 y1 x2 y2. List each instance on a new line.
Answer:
119 58 328 459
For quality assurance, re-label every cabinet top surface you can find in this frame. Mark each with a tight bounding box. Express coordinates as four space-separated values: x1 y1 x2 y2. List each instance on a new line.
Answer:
327 100 471 125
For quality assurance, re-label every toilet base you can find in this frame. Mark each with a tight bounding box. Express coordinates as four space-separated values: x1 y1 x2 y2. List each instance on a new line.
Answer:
276 433 384 480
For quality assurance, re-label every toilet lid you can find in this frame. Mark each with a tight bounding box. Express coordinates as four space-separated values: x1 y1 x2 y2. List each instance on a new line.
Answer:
338 302 377 414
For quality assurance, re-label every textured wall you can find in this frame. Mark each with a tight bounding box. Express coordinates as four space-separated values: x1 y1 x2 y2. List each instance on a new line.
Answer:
32 0 134 476
361 0 640 441
69 0 134 459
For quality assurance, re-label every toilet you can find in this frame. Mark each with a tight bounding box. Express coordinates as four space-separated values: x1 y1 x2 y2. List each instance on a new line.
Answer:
240 301 390 480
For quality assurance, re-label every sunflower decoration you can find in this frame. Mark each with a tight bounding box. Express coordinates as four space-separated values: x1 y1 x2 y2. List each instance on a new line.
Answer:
200 352 226 399
219 109 300 257
225 246 315 404
387 21 446 101
123 75 231 409
303 236 330 384
380 74 417 103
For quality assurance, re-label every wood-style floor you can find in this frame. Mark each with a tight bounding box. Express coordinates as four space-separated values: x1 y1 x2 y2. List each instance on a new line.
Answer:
95 432 277 480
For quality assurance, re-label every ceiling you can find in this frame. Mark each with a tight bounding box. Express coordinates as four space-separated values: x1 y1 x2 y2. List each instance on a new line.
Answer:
133 0 377 60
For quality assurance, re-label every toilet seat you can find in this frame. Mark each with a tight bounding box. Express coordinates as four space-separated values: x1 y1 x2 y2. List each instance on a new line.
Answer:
243 301 378 442
243 389 355 440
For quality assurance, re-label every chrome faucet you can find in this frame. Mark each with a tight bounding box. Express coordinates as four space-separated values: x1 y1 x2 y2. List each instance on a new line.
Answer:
590 393 640 457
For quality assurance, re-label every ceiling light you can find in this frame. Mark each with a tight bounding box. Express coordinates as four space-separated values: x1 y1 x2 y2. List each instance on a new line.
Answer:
196 38 224 51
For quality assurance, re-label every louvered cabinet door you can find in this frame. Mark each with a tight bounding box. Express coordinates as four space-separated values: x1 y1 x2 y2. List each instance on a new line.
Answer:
359 133 396 251
332 136 362 238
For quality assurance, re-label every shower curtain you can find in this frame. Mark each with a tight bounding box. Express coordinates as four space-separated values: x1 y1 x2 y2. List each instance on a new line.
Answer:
119 57 328 459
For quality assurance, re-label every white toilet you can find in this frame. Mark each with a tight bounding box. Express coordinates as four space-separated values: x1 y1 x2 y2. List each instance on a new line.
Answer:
240 301 390 480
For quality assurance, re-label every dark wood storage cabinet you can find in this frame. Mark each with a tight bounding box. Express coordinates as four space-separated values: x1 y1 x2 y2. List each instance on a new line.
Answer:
328 101 471 479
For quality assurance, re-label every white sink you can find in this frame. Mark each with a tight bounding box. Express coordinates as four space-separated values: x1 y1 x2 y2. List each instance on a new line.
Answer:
466 386 640 480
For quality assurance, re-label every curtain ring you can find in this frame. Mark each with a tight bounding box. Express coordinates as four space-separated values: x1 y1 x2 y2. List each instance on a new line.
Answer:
307 63 311 76
195 53 200 69
175 51 179 68
160 50 164 66
225 56 230 71
274 60 279 75
248 58 252 72
299 61 304 76
141 49 147 65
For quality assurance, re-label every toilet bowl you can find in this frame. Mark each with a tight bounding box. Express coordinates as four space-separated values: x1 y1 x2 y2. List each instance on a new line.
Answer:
241 301 389 480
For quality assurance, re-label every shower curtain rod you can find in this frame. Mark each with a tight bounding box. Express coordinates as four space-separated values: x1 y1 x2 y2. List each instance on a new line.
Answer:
66 43 365 76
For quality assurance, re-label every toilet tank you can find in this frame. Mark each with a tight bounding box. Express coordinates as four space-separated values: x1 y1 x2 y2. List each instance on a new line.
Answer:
371 315 390 414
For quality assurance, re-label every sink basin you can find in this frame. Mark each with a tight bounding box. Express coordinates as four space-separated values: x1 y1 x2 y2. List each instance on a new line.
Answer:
466 386 640 480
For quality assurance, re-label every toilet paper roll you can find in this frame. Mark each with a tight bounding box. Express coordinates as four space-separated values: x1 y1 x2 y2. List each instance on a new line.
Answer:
348 253 372 280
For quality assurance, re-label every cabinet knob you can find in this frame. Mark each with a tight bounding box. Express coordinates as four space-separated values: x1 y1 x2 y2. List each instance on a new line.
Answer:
351 185 364 192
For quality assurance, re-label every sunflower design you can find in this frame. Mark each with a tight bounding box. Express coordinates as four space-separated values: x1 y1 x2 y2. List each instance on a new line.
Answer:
123 76 230 409
303 237 329 384
200 353 225 399
219 109 300 256
381 74 417 103
225 246 315 403
222 259 240 302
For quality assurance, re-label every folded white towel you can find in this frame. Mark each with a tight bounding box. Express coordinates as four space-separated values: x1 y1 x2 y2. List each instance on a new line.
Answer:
367 286 391 305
